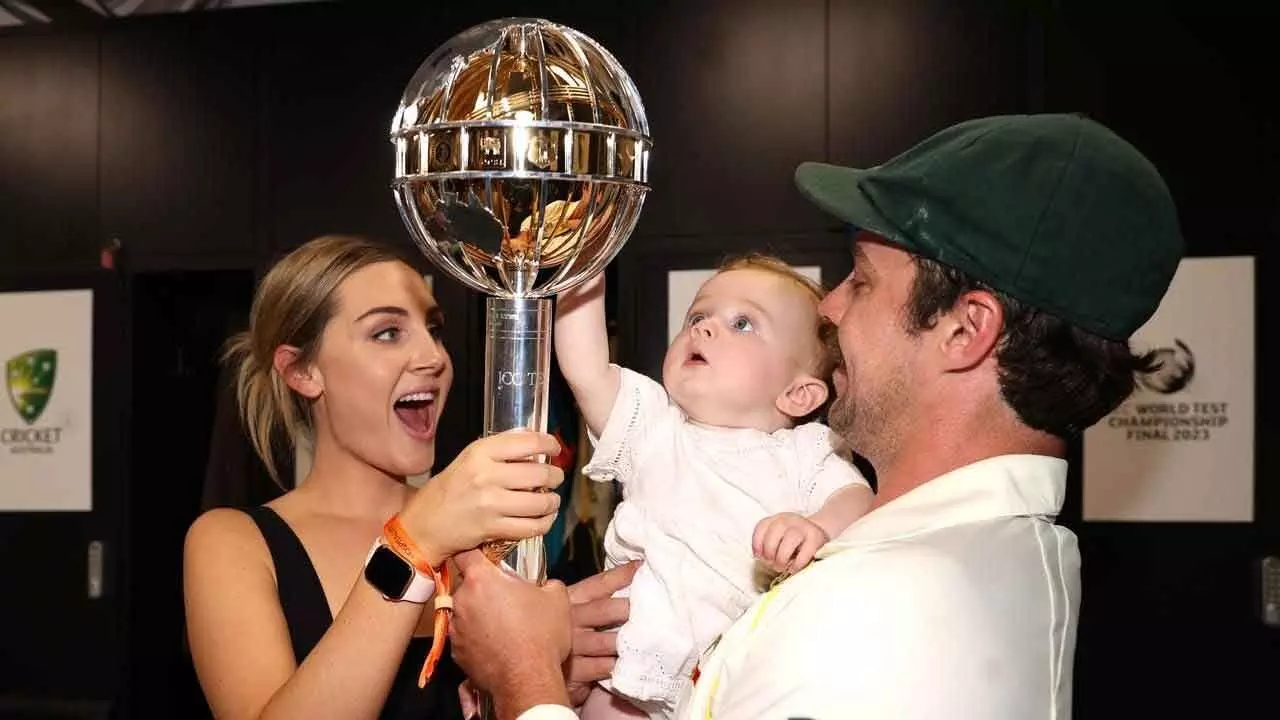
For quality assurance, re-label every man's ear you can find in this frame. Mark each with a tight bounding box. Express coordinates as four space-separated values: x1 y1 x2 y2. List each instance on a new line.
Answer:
272 345 323 399
935 289 1004 372
776 374 829 420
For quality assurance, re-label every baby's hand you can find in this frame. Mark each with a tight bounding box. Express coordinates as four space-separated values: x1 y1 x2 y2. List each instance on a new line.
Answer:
752 512 830 574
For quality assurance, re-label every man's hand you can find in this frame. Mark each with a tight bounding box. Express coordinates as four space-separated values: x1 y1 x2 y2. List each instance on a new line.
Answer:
564 561 639 707
752 512 830 574
451 550 572 716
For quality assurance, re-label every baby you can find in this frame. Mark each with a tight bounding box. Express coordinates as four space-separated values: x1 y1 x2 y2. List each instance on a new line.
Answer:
554 253 873 719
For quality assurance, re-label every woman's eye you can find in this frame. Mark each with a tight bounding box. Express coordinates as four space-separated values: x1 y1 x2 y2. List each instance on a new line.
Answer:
373 327 401 342
428 323 444 340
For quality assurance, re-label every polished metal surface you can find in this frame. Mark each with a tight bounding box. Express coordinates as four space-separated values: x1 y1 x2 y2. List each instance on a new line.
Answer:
391 17 650 601
478 296 551 581
391 17 650 299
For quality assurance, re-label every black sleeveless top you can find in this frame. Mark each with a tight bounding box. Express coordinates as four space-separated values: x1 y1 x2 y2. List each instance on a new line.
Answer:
244 505 466 720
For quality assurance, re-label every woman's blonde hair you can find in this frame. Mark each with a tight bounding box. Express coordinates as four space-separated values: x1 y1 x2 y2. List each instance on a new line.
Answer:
223 235 409 486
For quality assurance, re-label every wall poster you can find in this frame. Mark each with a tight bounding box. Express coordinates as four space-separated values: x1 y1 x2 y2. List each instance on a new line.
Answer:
0 288 94 511
1083 256 1255 522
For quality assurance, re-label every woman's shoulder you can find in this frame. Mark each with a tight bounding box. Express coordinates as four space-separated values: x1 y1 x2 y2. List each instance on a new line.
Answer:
182 503 286 619
186 487 305 546
184 505 273 571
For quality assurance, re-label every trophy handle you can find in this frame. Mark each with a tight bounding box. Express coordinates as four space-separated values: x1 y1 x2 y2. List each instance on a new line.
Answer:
478 296 553 585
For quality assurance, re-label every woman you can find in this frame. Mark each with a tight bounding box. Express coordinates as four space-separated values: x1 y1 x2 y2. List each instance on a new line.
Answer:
183 235 564 719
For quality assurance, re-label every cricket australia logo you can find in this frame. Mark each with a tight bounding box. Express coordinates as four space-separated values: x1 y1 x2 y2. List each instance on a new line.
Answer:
7 349 56 425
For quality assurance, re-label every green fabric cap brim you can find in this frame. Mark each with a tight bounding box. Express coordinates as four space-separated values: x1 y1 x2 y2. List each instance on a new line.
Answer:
795 161 913 252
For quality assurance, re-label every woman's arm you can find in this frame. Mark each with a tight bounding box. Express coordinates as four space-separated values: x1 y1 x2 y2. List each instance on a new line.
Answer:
184 430 565 719
183 508 423 720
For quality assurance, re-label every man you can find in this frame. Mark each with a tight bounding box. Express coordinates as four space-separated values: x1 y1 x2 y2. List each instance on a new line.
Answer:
449 113 1185 719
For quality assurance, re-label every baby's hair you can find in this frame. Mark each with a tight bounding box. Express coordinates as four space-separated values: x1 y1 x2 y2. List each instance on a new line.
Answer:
715 252 841 424
717 253 825 303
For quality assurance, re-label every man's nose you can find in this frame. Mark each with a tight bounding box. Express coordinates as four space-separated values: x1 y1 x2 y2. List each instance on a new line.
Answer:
818 289 844 323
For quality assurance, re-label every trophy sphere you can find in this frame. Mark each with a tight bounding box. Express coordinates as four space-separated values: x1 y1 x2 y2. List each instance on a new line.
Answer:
391 18 651 298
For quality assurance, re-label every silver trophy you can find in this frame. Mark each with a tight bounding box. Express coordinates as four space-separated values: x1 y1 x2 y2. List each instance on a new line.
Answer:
391 19 650 585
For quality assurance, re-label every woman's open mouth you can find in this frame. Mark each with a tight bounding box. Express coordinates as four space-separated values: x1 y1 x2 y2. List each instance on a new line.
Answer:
394 391 437 440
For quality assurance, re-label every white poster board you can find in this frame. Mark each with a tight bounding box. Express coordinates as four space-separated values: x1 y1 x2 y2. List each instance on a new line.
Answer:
1083 256 1255 522
0 289 94 511
667 266 823 341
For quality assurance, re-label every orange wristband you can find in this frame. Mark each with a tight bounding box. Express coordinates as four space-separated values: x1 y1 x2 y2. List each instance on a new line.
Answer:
383 514 452 688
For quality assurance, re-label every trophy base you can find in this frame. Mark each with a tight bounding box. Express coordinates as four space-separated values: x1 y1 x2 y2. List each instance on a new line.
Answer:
481 536 547 585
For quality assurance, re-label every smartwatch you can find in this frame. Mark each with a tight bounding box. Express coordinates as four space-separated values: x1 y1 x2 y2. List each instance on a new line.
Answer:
363 538 436 604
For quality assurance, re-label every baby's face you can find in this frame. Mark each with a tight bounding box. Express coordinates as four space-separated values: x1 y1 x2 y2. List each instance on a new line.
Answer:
662 268 822 430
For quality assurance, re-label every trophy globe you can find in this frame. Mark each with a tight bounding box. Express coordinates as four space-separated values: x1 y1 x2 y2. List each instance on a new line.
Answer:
391 18 651 584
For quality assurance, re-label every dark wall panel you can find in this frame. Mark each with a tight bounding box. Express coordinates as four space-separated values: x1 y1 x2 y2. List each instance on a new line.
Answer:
257 3 430 258
100 13 257 271
828 0 1032 171
615 0 830 238
0 32 99 273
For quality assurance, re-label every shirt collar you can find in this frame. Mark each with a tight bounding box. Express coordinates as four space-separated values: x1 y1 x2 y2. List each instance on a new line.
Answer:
816 454 1068 558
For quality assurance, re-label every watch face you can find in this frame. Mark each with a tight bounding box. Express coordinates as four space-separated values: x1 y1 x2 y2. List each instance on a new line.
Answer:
365 545 413 598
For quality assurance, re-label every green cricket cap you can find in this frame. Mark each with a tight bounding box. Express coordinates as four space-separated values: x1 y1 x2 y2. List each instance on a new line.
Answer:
795 113 1185 340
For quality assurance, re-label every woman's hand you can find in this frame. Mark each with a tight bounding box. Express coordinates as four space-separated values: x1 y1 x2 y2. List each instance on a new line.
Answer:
402 431 564 566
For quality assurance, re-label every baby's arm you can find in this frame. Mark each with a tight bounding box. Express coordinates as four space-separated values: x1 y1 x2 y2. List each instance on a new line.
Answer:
753 446 873 574
555 272 620 438
807 482 874 540
752 488 868 575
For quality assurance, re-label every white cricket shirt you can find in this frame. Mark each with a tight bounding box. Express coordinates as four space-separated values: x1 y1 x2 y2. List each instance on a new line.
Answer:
518 453 1080 720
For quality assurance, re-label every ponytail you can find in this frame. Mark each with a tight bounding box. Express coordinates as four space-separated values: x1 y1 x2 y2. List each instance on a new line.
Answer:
222 330 301 488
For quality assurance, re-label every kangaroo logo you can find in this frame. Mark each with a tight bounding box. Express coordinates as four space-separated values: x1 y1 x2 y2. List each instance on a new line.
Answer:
7 349 57 425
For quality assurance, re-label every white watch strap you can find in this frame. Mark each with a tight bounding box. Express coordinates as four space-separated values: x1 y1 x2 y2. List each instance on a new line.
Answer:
366 538 436 604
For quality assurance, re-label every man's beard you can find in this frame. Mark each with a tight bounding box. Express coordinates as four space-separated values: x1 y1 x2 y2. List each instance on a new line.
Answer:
828 365 907 467
827 383 857 439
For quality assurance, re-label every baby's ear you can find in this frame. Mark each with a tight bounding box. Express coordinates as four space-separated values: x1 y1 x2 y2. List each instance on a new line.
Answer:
776 373 828 420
